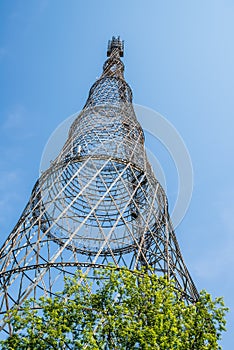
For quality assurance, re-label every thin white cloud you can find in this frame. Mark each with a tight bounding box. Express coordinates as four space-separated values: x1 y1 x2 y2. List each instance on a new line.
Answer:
2 106 26 129
0 170 22 226
0 47 7 61
0 170 20 189
1 106 36 140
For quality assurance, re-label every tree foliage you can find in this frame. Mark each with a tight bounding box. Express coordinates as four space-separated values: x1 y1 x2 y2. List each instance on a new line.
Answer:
1 268 228 349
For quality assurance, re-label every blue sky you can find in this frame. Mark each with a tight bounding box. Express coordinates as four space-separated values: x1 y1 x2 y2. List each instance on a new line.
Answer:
0 1 234 347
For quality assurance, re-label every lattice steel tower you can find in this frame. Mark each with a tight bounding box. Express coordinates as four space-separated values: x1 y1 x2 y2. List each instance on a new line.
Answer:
0 37 198 335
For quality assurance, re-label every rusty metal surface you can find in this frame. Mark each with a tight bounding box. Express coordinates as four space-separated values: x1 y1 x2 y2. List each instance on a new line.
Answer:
0 37 198 335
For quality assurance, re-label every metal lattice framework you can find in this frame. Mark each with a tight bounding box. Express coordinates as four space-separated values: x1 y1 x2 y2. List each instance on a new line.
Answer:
0 37 198 335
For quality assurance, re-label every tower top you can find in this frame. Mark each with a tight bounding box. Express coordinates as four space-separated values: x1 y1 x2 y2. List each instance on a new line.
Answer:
107 36 124 57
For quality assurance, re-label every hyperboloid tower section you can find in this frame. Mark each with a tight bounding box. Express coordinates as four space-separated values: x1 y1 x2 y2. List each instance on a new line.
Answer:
0 37 198 335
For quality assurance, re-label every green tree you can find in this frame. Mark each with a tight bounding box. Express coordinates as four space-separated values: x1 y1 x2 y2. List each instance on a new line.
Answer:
0 268 228 349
